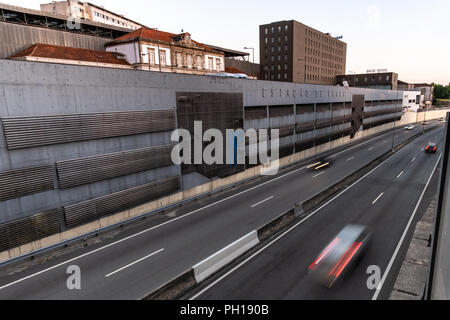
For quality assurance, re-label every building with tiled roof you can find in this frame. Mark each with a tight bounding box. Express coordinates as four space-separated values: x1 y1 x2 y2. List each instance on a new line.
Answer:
10 43 132 69
105 27 225 75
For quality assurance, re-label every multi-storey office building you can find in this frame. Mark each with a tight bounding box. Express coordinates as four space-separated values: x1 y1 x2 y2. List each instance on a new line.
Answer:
259 20 347 85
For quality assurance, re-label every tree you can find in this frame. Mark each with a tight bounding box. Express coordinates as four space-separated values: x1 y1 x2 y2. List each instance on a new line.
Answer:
432 83 450 104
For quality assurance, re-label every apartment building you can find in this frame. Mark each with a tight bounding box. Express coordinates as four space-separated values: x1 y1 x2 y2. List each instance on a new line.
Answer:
259 20 347 85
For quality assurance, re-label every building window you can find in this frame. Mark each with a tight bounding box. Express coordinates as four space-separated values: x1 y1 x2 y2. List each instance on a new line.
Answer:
176 52 182 67
148 48 155 64
187 55 193 69
208 57 214 71
159 50 166 66
216 58 221 71
278 26 281 32
271 27 274 33
285 25 288 31
265 28 268 35
197 56 202 69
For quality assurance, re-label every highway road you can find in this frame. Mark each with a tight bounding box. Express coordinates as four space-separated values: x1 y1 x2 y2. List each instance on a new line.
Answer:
0 123 442 300
189 126 444 300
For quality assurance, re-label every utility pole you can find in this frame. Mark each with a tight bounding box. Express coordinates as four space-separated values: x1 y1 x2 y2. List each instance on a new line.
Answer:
156 28 162 73
392 89 399 152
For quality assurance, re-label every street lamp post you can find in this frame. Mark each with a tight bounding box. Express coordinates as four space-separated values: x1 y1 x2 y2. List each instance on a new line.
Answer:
243 47 255 65
243 47 255 78
155 28 162 73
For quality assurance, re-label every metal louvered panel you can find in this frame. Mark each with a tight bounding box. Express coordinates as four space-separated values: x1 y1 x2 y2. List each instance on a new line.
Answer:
273 125 294 138
56 144 175 189
269 105 294 118
296 121 315 134
245 106 267 120
0 165 54 202
64 176 180 227
2 109 176 150
296 104 315 114
0 209 61 252
315 119 331 130
364 109 398 119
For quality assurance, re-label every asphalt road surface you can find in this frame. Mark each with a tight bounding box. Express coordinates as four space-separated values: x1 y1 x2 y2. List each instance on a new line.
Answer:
189 126 444 300
0 123 442 300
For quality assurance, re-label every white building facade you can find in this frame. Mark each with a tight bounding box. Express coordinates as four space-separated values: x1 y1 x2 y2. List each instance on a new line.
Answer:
40 1 142 30
403 91 422 112
105 28 225 75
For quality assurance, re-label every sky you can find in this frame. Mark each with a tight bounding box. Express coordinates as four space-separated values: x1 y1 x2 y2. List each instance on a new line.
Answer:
5 0 450 85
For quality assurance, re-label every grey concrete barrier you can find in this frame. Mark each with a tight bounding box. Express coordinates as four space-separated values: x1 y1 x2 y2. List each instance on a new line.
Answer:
143 269 197 300
192 231 260 283
257 208 296 242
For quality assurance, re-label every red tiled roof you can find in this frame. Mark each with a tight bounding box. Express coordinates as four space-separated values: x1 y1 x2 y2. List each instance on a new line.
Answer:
225 66 247 75
10 43 131 66
107 27 216 52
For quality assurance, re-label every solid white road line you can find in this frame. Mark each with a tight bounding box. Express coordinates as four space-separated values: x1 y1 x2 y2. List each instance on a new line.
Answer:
372 193 384 205
190 139 412 300
397 171 404 179
368 147 375 151
251 196 274 208
372 153 442 300
347 157 355 162
313 171 326 178
412 157 417 163
105 249 164 278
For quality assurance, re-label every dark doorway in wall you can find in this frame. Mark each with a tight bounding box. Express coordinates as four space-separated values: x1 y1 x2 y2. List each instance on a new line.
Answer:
351 94 365 138
176 92 244 179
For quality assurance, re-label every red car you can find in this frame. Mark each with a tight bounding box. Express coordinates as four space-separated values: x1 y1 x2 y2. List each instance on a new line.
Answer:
425 143 437 153
308 225 372 288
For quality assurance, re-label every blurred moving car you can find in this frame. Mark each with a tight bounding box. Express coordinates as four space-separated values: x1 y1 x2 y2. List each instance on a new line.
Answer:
425 142 438 153
206 73 250 79
308 225 372 288
405 125 415 130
